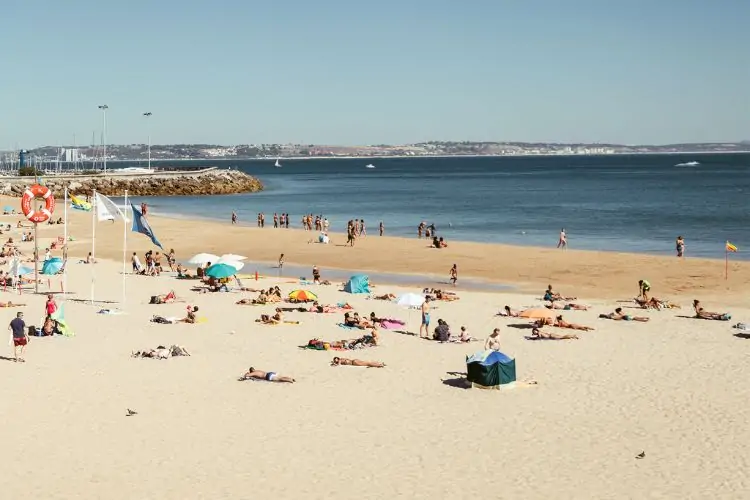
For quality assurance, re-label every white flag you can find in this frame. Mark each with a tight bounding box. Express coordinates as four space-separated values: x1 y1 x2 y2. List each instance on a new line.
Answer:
95 193 126 222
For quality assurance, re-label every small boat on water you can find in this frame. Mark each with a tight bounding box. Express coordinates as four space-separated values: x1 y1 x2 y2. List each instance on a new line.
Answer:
117 167 155 174
274 159 281 168
675 161 700 167
365 164 375 169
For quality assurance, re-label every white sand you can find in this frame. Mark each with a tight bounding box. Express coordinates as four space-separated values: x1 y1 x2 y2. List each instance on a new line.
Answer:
0 257 748 499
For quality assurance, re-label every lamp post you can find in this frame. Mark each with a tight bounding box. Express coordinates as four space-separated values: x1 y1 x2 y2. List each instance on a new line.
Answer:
143 112 152 170
98 104 108 174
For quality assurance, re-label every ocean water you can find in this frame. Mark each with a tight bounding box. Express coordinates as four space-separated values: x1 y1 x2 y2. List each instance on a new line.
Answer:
117 153 750 259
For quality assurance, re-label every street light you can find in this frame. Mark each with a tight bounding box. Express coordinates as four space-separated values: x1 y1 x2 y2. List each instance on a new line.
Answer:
143 112 152 170
98 105 109 174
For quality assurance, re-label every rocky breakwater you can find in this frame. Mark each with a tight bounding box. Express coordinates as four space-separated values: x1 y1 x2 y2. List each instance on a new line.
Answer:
1 168 263 197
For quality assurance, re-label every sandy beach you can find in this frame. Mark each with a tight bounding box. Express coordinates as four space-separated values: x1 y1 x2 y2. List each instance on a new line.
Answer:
1 200 749 499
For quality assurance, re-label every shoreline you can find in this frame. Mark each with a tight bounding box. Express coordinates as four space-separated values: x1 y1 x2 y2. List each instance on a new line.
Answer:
12 195 743 305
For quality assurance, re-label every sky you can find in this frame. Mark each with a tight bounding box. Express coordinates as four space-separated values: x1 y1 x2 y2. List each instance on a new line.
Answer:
1 0 748 147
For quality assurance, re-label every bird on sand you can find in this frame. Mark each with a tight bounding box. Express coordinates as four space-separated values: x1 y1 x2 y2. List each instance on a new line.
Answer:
635 451 645 459
126 409 138 416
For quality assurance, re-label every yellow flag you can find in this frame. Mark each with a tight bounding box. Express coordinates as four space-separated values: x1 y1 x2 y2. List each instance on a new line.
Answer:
726 241 738 253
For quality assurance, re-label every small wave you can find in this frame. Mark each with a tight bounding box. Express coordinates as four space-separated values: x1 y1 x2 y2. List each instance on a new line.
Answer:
675 161 700 167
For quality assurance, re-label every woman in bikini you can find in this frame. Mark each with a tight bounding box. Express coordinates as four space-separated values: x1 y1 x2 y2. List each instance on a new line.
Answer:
554 315 594 331
257 308 283 324
692 300 731 321
530 327 579 340
600 307 649 322
331 357 385 368
545 301 588 311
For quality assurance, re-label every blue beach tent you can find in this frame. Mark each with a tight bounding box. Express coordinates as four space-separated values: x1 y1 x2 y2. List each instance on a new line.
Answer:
343 274 370 294
466 350 516 389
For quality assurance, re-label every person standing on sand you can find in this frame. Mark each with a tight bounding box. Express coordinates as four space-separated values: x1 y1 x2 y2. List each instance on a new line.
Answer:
231 211 237 225
419 297 431 338
558 228 567 249
449 264 458 286
676 236 685 258
359 219 367 237
9 312 28 363
45 294 57 318
278 253 284 272
638 279 651 301
379 221 384 236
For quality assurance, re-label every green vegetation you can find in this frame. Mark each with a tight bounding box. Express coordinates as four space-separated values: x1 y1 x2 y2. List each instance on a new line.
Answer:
18 166 44 176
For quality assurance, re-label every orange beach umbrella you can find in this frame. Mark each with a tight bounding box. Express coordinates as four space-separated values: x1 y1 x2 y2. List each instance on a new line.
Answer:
289 289 318 302
519 308 553 319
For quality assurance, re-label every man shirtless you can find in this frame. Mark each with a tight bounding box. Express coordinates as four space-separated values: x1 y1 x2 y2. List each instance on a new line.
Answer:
238 367 295 383
529 327 578 340
419 297 431 339
600 307 650 322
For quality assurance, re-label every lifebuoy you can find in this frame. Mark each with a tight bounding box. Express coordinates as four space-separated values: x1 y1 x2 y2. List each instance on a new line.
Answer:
21 184 56 223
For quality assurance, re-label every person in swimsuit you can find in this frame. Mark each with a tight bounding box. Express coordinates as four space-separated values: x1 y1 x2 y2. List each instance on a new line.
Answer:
545 301 588 311
676 236 685 258
419 297 431 339
599 307 650 322
554 315 594 331
312 265 321 284
449 264 457 286
500 305 519 317
638 280 651 301
692 300 731 321
557 228 567 249
330 357 385 368
529 327 579 340
239 367 295 383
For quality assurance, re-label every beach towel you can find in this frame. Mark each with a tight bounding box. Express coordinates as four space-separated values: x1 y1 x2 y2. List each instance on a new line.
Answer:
337 323 361 331
379 319 406 330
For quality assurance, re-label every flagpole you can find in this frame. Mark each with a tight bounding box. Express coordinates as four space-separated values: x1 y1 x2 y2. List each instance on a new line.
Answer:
725 248 728 281
122 190 128 307
91 189 96 304
64 186 68 303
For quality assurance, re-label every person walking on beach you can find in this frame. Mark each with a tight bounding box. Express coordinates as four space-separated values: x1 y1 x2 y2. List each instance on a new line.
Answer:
359 219 367 237
273 213 278 228
379 221 384 236
449 264 458 286
419 297 431 339
676 236 685 258
9 312 28 363
285 213 290 229
45 294 57 318
638 279 651 301
558 228 567 249
278 253 284 273
231 211 237 225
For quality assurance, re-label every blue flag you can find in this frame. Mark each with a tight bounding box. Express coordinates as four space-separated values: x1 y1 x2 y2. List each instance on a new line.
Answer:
130 204 163 249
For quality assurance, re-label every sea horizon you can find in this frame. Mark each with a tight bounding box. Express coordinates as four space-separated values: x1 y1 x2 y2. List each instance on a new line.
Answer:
109 153 750 260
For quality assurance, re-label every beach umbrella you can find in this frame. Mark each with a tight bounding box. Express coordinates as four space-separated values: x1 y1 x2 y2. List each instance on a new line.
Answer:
41 257 64 275
219 254 247 262
396 293 425 308
289 289 317 302
205 263 237 279
218 260 244 271
3 205 13 212
16 265 34 276
519 309 554 319
188 253 219 265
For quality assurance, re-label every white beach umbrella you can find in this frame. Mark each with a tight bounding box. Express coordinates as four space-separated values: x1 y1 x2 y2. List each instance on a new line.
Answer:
188 253 220 265
219 254 247 261
396 293 425 308
219 260 245 272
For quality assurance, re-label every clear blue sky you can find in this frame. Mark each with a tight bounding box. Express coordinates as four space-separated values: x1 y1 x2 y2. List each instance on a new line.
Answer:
2 0 748 147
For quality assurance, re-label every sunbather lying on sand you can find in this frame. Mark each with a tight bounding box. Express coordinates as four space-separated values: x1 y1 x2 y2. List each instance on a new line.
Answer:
544 285 576 302
343 312 373 329
634 297 680 310
553 315 594 331
308 301 351 313
176 264 196 279
692 300 731 321
600 307 649 322
177 306 198 324
373 293 396 301
425 289 459 301
499 305 520 317
545 301 588 311
132 345 190 359
149 290 177 304
0 301 25 308
331 356 385 367
369 312 405 326
256 308 283 324
238 367 295 383
309 328 380 350
528 327 579 340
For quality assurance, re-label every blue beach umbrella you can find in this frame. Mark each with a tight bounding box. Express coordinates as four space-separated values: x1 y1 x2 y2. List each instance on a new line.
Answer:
17 265 34 276
205 263 237 279
41 257 64 275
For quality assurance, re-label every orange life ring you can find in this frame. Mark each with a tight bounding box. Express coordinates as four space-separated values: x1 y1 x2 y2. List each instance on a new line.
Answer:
20 184 56 223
